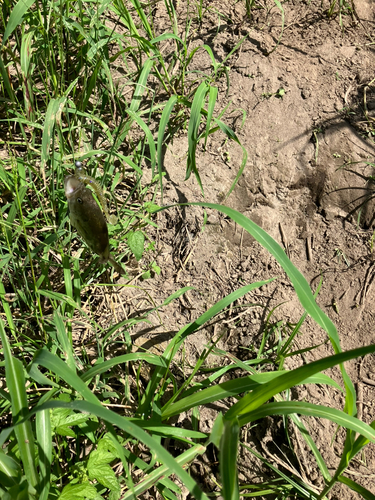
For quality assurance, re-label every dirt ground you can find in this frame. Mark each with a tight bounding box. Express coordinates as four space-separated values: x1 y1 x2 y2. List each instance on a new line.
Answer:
95 1 375 497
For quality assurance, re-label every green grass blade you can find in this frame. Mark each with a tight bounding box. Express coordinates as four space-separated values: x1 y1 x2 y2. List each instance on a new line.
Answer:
201 44 220 73
289 413 331 482
243 443 320 499
2 0 34 45
220 418 240 500
0 282 16 336
38 290 82 311
53 311 75 372
125 419 206 440
225 344 375 419
338 475 375 500
237 401 375 443
0 450 21 488
126 109 156 174
162 372 342 420
130 0 153 39
344 420 375 460
62 254 75 314
33 350 200 438
81 353 167 382
150 33 184 45
0 320 38 490
157 95 178 202
204 86 218 147
36 409 52 500
0 54 15 101
186 81 208 192
65 105 111 139
32 349 100 405
27 364 59 388
122 444 206 499
268 0 285 54
20 29 34 79
41 97 66 182
129 58 154 113
31 348 179 488
211 120 248 199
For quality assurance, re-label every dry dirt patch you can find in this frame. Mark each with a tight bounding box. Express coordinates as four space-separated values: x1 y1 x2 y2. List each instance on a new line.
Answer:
115 1 375 496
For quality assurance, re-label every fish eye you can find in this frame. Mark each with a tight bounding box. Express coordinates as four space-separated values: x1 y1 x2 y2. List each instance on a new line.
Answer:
77 197 83 203
75 161 82 168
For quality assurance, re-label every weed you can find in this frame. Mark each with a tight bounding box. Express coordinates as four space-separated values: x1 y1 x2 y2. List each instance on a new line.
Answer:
326 0 356 28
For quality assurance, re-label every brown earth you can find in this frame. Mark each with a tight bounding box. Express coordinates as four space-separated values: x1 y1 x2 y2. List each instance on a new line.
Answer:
84 1 375 498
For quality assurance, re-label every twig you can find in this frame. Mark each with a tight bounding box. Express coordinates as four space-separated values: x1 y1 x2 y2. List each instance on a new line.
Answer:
279 222 289 255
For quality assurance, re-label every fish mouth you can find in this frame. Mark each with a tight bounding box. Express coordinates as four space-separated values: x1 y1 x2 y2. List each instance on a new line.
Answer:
64 175 82 198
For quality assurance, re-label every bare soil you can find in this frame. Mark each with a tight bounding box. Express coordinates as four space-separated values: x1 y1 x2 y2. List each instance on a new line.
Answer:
88 1 375 497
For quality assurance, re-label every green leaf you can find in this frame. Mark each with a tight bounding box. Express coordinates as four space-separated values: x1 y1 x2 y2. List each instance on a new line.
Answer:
116 58 154 144
0 53 15 101
150 33 183 45
151 262 161 275
124 419 206 440
121 444 205 500
20 30 34 76
59 483 98 499
36 408 52 500
162 371 342 420
88 463 120 493
186 81 208 193
237 401 375 443
220 418 239 500
88 439 117 468
225 344 375 420
268 0 285 54
41 98 66 180
204 86 218 147
126 109 156 174
348 420 375 460
338 475 375 500
0 450 21 487
127 230 145 261
157 95 177 202
0 320 38 490
32 349 100 405
53 311 75 372
209 413 224 449
55 425 77 438
81 353 166 383
38 289 81 311
2 0 35 45
212 120 248 199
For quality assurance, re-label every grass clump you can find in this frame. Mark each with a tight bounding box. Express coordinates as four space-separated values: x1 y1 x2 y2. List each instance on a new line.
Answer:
0 1 375 500
1 201 375 499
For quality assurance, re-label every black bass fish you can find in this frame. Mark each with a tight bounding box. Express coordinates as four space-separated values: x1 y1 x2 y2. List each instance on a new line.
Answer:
64 173 124 274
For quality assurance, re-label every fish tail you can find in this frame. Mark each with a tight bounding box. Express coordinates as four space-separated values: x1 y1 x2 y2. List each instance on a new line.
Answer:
108 254 126 275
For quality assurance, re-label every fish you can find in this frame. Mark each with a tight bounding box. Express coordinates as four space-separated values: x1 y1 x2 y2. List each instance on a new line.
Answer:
74 162 118 225
64 174 124 274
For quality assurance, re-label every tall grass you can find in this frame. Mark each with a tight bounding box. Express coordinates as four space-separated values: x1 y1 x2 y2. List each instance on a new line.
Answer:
0 1 374 499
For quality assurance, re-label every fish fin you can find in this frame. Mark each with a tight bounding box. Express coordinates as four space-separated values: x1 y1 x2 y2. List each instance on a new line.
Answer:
108 254 126 275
